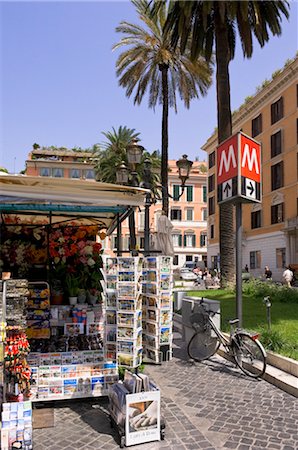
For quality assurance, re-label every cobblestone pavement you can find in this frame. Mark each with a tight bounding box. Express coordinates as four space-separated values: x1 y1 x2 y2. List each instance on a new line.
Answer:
33 334 298 450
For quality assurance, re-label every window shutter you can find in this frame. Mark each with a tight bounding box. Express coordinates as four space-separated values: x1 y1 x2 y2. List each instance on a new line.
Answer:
178 210 182 221
183 235 187 247
170 210 174 220
187 186 193 202
173 185 180 201
203 186 207 202
192 235 196 247
178 235 182 247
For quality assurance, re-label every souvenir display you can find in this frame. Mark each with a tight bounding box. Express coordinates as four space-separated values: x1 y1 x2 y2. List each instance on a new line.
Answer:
142 257 173 363
26 283 51 340
1 401 33 450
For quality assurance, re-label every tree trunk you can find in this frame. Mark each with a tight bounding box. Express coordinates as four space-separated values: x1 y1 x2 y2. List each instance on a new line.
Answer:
215 8 235 287
160 65 169 216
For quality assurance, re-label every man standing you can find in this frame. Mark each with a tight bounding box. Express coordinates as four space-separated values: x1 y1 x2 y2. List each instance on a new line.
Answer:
282 266 293 288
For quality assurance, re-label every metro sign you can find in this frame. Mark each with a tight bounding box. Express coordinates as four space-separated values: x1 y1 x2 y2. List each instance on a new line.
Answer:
217 132 261 204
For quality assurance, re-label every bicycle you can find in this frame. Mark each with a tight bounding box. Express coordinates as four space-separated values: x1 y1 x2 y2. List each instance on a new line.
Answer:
187 299 267 378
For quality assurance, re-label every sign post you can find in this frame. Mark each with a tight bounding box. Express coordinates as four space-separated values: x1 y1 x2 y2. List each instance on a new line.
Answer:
217 132 261 326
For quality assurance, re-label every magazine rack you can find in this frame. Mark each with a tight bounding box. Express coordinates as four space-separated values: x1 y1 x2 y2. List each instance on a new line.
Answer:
108 376 165 448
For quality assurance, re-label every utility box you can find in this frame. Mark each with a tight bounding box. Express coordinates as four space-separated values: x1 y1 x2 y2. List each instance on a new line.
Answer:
182 297 220 343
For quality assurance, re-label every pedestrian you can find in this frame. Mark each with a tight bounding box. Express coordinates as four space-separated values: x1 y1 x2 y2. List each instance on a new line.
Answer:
282 266 293 288
245 264 249 272
264 266 272 280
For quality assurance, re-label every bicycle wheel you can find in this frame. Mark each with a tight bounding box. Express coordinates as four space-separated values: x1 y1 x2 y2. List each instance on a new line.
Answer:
187 331 219 362
232 332 266 378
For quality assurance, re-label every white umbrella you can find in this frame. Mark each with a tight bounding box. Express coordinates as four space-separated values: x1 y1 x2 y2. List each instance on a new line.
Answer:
156 212 174 256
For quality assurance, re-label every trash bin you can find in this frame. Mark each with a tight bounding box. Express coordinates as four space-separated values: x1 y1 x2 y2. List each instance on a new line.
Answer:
182 296 220 343
173 290 186 311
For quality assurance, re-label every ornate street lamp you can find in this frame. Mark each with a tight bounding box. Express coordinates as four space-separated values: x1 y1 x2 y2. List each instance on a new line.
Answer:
176 154 193 187
115 161 129 185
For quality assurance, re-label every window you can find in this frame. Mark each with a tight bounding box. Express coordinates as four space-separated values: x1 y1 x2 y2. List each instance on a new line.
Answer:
202 208 207 221
208 174 215 193
173 185 180 201
251 210 261 229
200 232 207 247
173 255 179 265
84 169 95 179
184 234 196 247
203 186 207 203
186 209 193 221
40 167 51 177
208 196 215 215
138 210 145 229
271 203 284 224
271 130 282 158
172 234 182 247
139 237 145 249
186 255 193 262
70 169 81 179
276 248 286 268
170 209 182 221
52 168 64 178
209 151 215 169
211 255 219 270
271 97 284 124
271 162 284 190
186 186 193 202
112 235 118 249
252 114 262 137
250 250 261 269
210 224 214 239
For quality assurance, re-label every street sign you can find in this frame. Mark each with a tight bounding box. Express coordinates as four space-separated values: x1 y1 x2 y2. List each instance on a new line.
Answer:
217 132 261 204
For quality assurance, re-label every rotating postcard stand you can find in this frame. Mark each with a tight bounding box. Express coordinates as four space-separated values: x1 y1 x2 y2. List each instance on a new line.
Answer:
142 256 173 365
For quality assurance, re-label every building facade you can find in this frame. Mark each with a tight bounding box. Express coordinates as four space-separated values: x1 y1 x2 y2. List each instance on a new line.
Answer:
26 146 96 180
104 159 208 268
202 56 298 281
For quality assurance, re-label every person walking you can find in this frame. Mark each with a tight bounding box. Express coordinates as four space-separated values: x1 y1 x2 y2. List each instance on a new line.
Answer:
245 264 249 273
283 266 293 287
264 266 272 280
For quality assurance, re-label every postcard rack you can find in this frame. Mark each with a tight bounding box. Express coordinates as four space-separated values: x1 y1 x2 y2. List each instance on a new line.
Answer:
142 257 173 364
104 257 143 369
108 372 165 448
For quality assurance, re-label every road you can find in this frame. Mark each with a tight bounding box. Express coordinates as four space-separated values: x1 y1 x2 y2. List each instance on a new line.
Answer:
34 333 298 450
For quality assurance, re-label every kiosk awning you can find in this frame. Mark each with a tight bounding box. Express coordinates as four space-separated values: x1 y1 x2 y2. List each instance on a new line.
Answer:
0 174 149 233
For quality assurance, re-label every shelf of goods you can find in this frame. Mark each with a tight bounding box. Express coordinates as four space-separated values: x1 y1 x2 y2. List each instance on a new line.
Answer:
108 370 164 448
142 257 173 363
1 278 119 404
103 257 143 369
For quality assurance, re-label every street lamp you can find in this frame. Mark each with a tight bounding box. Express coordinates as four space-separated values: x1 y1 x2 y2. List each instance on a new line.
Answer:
116 139 145 256
175 154 193 199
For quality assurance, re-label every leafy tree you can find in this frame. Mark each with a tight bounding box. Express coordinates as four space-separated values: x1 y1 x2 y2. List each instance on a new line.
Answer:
164 0 290 286
113 0 212 215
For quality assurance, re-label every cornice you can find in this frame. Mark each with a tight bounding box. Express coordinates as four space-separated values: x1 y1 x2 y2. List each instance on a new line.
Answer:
202 57 298 152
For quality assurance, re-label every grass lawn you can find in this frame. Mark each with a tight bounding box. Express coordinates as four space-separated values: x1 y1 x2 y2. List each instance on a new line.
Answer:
185 289 298 360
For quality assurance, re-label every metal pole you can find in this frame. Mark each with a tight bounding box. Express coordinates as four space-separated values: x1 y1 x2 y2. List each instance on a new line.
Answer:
236 201 243 326
116 213 122 256
144 194 151 256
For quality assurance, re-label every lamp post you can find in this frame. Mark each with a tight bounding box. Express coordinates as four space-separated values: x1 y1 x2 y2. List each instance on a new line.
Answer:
142 158 153 256
174 154 193 199
116 139 144 256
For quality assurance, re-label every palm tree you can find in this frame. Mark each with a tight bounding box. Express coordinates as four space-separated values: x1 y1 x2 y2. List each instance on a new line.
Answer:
113 0 213 216
164 0 290 286
94 125 161 254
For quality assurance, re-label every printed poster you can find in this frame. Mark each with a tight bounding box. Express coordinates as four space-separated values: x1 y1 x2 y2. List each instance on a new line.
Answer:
125 390 160 446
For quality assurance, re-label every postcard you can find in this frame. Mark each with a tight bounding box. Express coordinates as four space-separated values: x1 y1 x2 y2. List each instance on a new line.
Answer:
146 348 160 363
37 387 49 399
160 274 171 290
160 293 171 309
160 310 171 326
118 299 135 311
117 312 135 327
144 334 158 349
49 366 61 378
106 290 117 308
39 354 51 366
82 351 94 364
77 365 92 378
49 386 63 396
106 275 117 289
62 353 73 365
147 309 157 322
117 257 135 271
93 350 104 363
87 323 104 335
160 256 172 272
118 271 135 282
64 323 84 336
146 257 157 269
63 379 77 395
118 341 134 354
117 327 134 340
50 353 62 365
117 353 134 367
105 311 116 325
118 285 135 299
160 327 171 344
144 283 157 296
62 365 77 378
146 322 158 336
106 327 117 342
104 257 117 275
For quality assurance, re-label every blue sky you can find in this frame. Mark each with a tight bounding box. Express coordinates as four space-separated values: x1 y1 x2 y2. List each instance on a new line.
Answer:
1 1 297 173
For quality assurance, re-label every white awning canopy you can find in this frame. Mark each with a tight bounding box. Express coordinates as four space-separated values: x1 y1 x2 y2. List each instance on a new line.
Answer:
0 175 149 233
